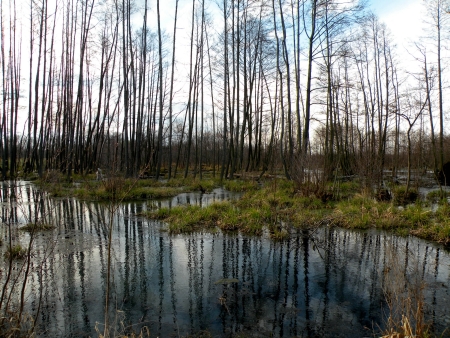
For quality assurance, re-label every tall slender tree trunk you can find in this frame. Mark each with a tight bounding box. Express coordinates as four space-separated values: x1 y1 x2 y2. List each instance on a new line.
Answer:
155 0 164 179
220 0 229 180
168 0 179 180
302 0 318 181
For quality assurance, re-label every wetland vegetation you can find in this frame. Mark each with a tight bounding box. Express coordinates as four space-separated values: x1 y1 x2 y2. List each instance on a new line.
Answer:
2 0 450 335
1 180 450 338
141 177 450 246
34 170 450 246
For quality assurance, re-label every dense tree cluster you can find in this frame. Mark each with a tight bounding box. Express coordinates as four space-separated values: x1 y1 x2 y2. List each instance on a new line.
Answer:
0 0 449 185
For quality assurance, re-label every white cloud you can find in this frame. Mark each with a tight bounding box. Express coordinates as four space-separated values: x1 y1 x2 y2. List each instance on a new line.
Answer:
378 0 425 46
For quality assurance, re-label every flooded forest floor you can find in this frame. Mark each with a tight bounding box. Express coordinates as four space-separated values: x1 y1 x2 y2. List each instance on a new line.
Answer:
36 171 450 247
2 171 449 337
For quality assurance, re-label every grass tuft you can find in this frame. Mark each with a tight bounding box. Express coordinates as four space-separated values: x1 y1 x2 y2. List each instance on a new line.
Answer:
20 222 55 232
222 179 259 192
392 186 419 206
5 244 27 259
427 189 450 203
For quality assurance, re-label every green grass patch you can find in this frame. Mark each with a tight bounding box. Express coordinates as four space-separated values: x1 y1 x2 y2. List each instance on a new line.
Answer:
401 205 432 227
326 180 361 200
145 200 266 234
187 179 220 192
145 180 316 235
435 202 450 220
427 189 450 203
411 222 450 246
332 196 402 229
146 179 450 245
293 195 326 210
331 195 449 243
147 207 171 220
293 208 332 227
20 223 55 232
145 201 233 233
392 186 419 206
164 178 220 192
37 173 282 202
41 177 188 201
5 244 27 259
142 179 448 244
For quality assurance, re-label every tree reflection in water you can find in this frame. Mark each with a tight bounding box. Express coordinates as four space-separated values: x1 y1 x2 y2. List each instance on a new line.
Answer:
0 182 449 337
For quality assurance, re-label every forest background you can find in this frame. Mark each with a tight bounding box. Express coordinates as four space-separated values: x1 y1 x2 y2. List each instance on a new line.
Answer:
1 0 449 188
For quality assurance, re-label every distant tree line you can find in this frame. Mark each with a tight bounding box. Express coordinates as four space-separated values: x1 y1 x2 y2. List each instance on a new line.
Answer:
0 0 449 186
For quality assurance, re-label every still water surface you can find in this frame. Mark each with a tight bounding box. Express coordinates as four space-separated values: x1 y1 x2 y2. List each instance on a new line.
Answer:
1 181 450 337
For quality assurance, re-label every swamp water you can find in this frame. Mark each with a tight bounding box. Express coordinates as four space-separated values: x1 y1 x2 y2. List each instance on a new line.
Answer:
1 181 450 337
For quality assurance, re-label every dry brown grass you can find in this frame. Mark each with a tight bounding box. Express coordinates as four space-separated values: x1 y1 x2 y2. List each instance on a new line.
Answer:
0 312 35 338
380 242 430 338
95 310 151 338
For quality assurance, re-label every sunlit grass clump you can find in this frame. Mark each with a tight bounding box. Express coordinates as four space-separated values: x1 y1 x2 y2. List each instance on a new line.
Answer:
146 201 244 233
409 203 450 245
332 195 390 229
332 197 435 231
147 195 288 236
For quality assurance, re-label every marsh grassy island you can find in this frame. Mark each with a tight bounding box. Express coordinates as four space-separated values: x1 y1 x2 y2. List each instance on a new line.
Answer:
36 173 450 246
145 179 450 245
